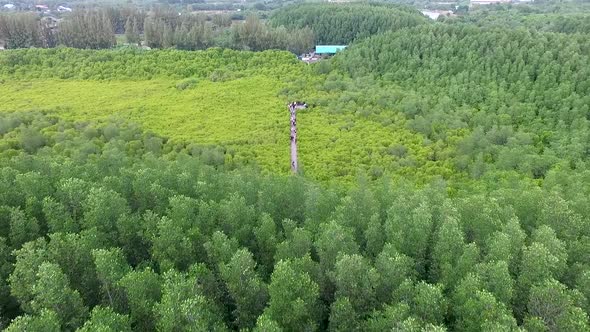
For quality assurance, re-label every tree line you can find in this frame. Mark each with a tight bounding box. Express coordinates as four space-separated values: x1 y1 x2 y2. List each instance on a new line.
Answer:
269 2 430 45
443 4 590 34
0 47 303 80
142 14 313 54
0 10 115 49
0 6 313 53
0 13 57 48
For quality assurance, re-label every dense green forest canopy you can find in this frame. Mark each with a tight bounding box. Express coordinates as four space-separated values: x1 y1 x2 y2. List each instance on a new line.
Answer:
0 112 589 331
269 2 429 45
332 23 590 179
0 47 457 183
444 4 590 34
1 1 590 331
0 47 301 79
0 6 314 52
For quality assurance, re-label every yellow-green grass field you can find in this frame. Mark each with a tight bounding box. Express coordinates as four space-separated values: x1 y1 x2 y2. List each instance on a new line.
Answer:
0 76 451 183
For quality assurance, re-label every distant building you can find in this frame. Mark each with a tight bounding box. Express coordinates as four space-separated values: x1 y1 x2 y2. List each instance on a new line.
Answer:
422 11 441 20
315 45 347 55
299 53 321 64
422 10 454 20
57 5 72 12
3 4 15 10
470 0 510 5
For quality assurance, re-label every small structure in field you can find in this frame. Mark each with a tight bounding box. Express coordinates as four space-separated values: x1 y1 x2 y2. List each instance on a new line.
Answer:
299 45 347 64
299 52 321 64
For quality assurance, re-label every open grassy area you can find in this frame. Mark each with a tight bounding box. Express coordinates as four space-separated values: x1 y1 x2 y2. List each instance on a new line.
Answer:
0 75 447 183
0 48 456 184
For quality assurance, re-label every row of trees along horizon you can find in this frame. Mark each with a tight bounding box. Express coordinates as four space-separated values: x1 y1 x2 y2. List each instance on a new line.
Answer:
3 2 588 53
0 6 314 53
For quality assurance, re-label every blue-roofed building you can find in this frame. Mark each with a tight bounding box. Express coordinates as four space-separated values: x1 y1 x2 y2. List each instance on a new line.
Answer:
315 45 347 55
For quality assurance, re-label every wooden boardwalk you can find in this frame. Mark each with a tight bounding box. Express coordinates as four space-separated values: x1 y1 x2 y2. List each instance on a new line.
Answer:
289 102 307 173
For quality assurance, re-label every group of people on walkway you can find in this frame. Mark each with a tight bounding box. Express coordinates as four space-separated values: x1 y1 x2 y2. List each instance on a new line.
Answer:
288 101 308 109
289 101 307 173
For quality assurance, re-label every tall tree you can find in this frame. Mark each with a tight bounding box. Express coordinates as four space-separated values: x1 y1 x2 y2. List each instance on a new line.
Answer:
527 279 589 332
92 248 130 310
155 269 227 331
125 17 140 45
4 309 60 332
118 268 161 331
265 260 322 331
77 306 131 332
30 263 88 330
331 254 379 318
219 249 268 330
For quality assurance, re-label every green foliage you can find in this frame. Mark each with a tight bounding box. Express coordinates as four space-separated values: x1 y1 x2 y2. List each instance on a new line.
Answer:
8 238 49 313
334 23 590 181
0 47 301 80
430 211 466 289
270 3 429 44
413 282 447 325
4 309 60 332
0 13 55 49
0 112 588 330
253 313 283 332
328 296 359 332
31 262 88 330
1 5 590 329
92 248 130 310
219 248 268 329
446 6 590 35
453 274 519 331
527 279 589 332
265 259 321 331
0 47 459 183
175 77 199 91
58 10 116 49
232 15 314 53
8 206 40 249
118 268 161 331
78 306 132 332
155 269 227 331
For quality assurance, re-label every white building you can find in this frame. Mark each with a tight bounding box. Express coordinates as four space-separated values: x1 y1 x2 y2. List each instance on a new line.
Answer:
422 10 454 20
3 4 15 10
422 11 441 20
471 0 511 5
57 5 73 12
